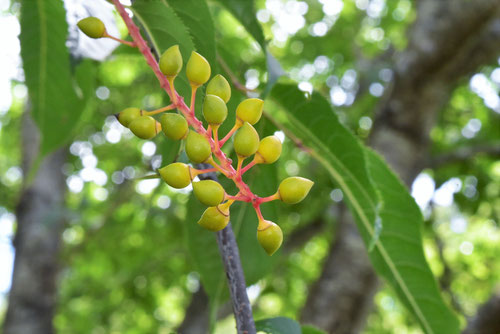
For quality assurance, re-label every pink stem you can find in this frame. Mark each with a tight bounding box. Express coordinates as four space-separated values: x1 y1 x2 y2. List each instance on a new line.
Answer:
241 160 256 175
112 0 255 200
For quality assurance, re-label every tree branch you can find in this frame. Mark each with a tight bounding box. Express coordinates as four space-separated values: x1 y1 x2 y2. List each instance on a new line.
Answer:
463 290 500 334
197 164 256 334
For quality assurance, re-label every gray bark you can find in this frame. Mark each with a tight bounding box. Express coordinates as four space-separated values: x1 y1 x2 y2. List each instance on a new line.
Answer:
301 1 500 333
3 114 67 334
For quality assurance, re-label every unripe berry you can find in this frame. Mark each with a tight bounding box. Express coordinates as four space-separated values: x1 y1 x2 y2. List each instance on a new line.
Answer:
203 94 227 125
193 180 225 206
278 177 314 204
158 162 193 189
197 202 230 232
186 130 211 163
117 107 142 128
257 221 283 256
234 122 260 157
159 45 183 77
129 116 161 139
236 98 264 125
186 51 211 87
206 74 231 103
255 136 282 164
160 113 188 140
77 17 106 39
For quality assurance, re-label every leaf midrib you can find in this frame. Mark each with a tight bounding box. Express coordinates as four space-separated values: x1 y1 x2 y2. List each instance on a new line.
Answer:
283 111 433 334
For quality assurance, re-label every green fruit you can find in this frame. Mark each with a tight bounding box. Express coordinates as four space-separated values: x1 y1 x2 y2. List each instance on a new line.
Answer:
77 17 106 39
159 45 183 77
206 74 231 103
236 98 264 125
129 116 161 139
197 203 230 231
117 107 142 128
158 162 193 189
257 221 283 255
203 94 228 125
234 122 259 157
160 113 188 140
186 130 211 163
278 177 314 204
193 180 225 206
186 51 211 86
255 136 282 164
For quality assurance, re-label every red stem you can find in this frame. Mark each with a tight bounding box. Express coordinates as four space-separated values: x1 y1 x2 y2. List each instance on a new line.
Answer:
112 0 256 201
241 160 257 175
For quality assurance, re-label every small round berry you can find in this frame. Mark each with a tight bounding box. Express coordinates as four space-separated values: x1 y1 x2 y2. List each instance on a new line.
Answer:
158 162 193 189
197 205 230 231
234 122 260 157
77 17 106 39
278 177 314 204
236 98 264 125
160 113 188 140
203 94 228 125
186 130 211 163
255 136 282 164
159 45 183 77
186 51 211 87
257 221 283 255
117 107 142 128
193 180 225 206
206 74 231 103
129 116 161 139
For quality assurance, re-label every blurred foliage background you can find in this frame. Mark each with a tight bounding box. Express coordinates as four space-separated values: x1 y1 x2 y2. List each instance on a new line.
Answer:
0 0 499 333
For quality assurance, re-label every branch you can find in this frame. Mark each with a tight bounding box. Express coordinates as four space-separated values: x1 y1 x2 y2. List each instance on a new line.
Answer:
428 143 500 168
197 164 256 334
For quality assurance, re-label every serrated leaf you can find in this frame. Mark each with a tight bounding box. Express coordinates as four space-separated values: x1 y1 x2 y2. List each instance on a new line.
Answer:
165 0 216 68
214 0 266 50
269 83 460 334
255 317 301 334
20 0 84 154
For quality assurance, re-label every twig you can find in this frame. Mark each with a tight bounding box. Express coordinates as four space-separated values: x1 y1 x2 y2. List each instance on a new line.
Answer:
197 163 256 334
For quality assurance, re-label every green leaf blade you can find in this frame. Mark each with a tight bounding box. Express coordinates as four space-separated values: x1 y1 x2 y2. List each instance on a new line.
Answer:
255 317 301 334
20 0 81 154
269 83 460 334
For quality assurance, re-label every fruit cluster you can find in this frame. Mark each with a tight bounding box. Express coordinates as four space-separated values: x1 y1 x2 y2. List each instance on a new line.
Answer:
78 17 313 255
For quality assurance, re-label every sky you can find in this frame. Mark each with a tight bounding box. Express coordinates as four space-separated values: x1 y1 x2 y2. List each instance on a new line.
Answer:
0 0 498 305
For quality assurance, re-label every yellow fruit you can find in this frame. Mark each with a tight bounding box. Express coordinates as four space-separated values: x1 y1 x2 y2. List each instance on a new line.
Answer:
186 51 211 86
193 180 225 206
197 202 231 231
278 177 314 204
158 162 193 189
129 116 161 139
77 17 106 39
160 113 188 140
159 45 183 77
255 136 282 164
236 98 264 125
117 107 142 128
186 130 211 163
257 221 283 255
233 122 259 157
203 94 228 125
206 74 231 103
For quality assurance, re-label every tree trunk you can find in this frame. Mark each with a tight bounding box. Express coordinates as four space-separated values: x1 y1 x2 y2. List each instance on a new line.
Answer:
301 1 500 332
3 114 67 334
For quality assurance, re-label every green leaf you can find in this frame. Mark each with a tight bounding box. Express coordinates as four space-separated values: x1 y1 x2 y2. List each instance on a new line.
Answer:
165 0 216 68
269 83 460 334
255 317 301 334
214 0 266 50
20 0 83 154
301 325 326 334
